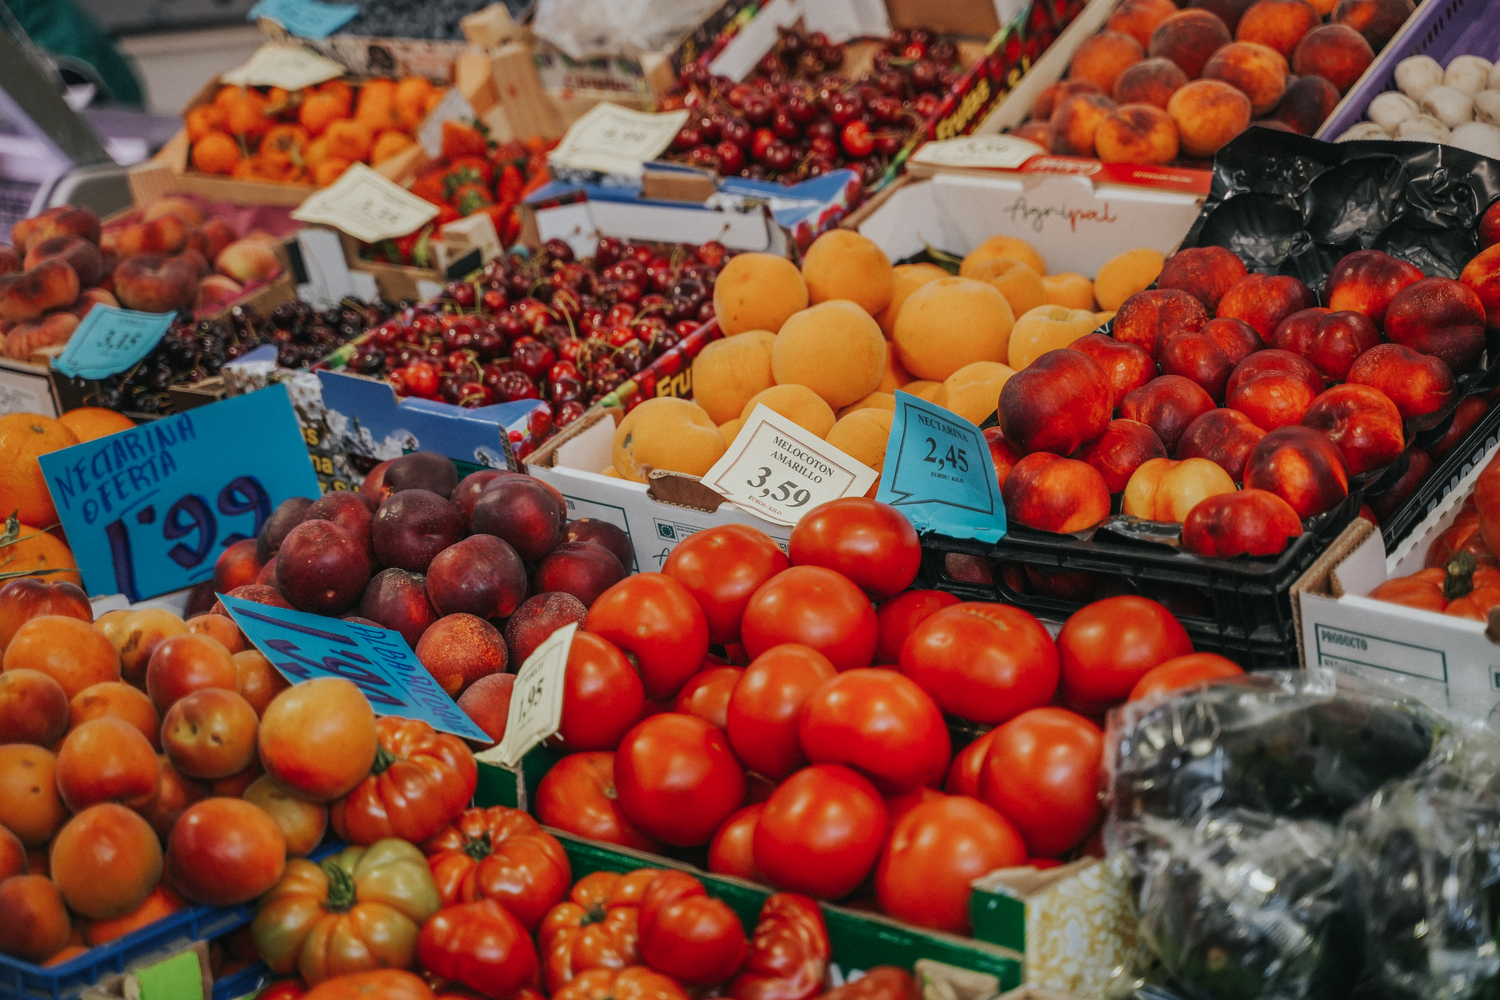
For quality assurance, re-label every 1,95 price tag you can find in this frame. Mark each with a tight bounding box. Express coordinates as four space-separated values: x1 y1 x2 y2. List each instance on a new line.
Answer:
293 163 440 243
876 391 1005 543
220 594 489 741
702 404 879 526
52 305 174 380
489 622 576 767
37 385 322 602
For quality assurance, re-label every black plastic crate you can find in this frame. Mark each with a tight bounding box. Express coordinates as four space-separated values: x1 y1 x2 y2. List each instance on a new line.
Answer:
914 491 1361 670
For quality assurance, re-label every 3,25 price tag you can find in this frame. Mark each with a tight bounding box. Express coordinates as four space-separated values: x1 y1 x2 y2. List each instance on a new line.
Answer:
38 385 322 601
876 390 1005 543
52 304 174 380
486 622 576 767
220 594 490 741
701 404 879 526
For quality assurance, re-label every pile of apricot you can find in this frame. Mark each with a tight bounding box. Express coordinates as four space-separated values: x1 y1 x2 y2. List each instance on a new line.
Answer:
187 76 444 187
1012 0 1414 164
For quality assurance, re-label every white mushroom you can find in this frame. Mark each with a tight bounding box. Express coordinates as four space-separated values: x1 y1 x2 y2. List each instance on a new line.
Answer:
1338 122 1396 141
1451 122 1500 158
1420 85 1474 128
1445 55 1494 96
1490 62 1500 90
1369 92 1419 134
1398 115 1452 141
1477 90 1500 126
1396 55 1445 101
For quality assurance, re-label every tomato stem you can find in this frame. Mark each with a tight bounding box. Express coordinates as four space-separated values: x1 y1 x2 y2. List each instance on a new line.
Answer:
462 831 493 862
321 859 357 912
1446 551 1477 600
369 745 397 776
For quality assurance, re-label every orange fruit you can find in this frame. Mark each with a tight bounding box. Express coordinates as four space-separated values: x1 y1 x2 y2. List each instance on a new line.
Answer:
371 130 415 165
185 105 225 143
298 92 346 137
313 157 353 188
57 408 134 442
325 119 374 163
0 525 80 587
354 79 400 131
191 131 241 176
394 77 435 128
0 414 78 527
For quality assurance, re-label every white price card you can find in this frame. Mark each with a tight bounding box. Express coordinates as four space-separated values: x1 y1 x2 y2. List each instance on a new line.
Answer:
701 404 879 526
418 88 477 158
292 163 440 243
489 622 575 767
549 102 690 178
221 43 347 91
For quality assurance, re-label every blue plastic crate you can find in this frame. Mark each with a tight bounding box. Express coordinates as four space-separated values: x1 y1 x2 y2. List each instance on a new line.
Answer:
1318 0 1500 138
211 963 274 1000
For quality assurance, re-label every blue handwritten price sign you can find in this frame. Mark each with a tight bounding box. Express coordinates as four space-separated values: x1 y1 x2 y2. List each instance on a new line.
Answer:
876 390 1006 543
52 305 174 380
38 385 321 601
220 594 489 741
246 0 358 38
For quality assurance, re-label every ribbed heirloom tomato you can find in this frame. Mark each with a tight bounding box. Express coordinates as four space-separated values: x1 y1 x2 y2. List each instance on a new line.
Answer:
662 524 790 644
539 868 656 992
534 752 663 852
979 708 1103 858
787 498 921 600
331 716 478 845
899 603 1058 724
418 898 540 1000
552 967 688 1000
637 870 747 986
585 574 710 699
741 567 878 672
1056 596 1193 714
615 713 746 847
422 806 570 930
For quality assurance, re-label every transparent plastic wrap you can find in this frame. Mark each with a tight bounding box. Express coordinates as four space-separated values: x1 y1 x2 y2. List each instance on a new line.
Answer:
1129 809 1356 1000
531 0 725 60
1107 669 1440 832
1338 732 1500 1000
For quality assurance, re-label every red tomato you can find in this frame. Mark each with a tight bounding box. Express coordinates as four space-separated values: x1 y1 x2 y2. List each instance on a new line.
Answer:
728 893 830 1000
709 803 764 882
883 787 944 826
1128 653 1244 701
978 708 1103 858
943 730 998 797
258 982 308 1000
553 632 646 751
638 871 747 986
898 603 1058 724
874 591 960 664
726 644 838 781
1056 596 1193 714
614 714 746 847
662 525 790 644
741 567 878 672
798 668 950 794
1027 858 1062 870
534 752 663 852
331 716 478 846
788 499 920 600
674 666 744 730
586 574 710 699
875 795 1026 933
417 898 540 1000
753 764 888 900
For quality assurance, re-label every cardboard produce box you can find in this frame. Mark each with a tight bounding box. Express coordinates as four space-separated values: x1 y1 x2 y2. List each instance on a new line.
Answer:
1295 438 1500 725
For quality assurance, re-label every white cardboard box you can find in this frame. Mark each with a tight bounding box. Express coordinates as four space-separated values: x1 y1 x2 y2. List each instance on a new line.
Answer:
525 409 791 573
851 163 1203 278
1296 442 1500 725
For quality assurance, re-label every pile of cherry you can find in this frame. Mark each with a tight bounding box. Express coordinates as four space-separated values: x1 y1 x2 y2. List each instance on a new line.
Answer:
659 26 964 187
339 237 729 428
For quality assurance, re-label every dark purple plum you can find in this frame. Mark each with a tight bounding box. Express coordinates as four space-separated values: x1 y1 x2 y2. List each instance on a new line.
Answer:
358 568 440 648
257 495 314 563
426 535 529 620
469 476 567 562
560 519 634 572
503 592 588 667
275 520 370 615
372 490 466 574
452 470 511 529
533 541 625 608
384 451 459 498
304 491 378 567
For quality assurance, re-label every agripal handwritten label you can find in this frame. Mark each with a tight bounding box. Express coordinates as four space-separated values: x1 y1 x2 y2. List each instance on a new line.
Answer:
876 391 1004 543
246 0 359 38
221 595 490 741
486 622 575 767
702 404 878 526
52 305 174 380
38 385 322 601
221 43 346 89
293 163 440 243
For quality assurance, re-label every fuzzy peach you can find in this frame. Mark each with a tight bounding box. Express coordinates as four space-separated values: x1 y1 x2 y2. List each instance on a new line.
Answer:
1094 249 1166 312
1030 80 1106 122
876 263 947 337
1168 80 1252 157
1235 0 1321 59
1070 32 1147 93
825 409 894 473
894 276 1015 381
1202 42 1289 116
1291 24 1373 93
1042 273 1097 311
740 384 837 438
966 257 1046 318
1109 0 1182 47
800 230 893 315
612 398 725 482
714 253 808 335
1008 305 1100 370
1150 10 1234 78
1332 0 1414 49
1273 74 1341 133
692 329 777 425
1095 104 1181 164
931 361 1017 424
1113 58 1190 107
838 391 897 418
1048 93 1117 157
772 300 888 410
960 236 1048 277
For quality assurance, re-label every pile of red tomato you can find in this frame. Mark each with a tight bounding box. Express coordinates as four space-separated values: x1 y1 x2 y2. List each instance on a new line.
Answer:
521 497 1246 935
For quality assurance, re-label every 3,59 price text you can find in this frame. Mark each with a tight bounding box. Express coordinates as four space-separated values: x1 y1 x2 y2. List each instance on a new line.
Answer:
746 467 812 507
